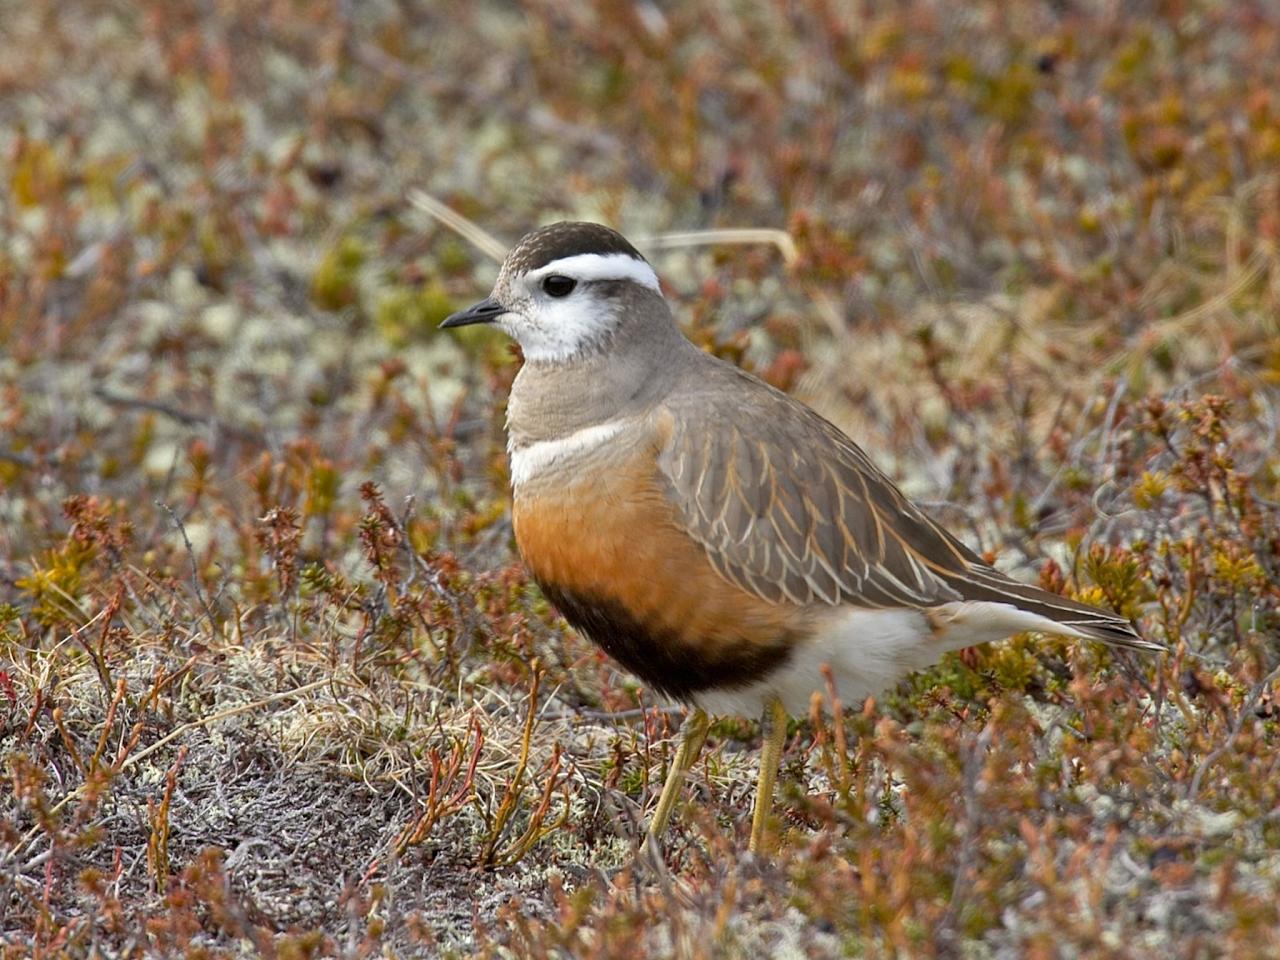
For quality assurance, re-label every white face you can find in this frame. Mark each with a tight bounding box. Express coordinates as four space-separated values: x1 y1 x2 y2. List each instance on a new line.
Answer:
496 253 662 363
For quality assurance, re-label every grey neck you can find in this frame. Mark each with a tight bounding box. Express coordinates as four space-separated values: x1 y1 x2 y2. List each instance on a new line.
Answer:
506 297 697 446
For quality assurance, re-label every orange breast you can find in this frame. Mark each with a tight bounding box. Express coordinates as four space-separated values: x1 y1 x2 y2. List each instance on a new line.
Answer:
513 451 808 699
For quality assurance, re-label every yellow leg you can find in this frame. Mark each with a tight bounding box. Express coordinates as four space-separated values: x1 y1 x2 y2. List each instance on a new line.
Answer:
748 696 789 854
647 708 711 840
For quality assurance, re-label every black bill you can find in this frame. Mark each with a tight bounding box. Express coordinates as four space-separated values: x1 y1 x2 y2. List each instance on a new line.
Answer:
440 297 505 328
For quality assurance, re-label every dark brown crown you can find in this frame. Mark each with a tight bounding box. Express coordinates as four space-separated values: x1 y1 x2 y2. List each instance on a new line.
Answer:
505 222 646 274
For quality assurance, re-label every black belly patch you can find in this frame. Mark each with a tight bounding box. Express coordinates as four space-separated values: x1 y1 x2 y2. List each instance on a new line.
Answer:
537 581 793 701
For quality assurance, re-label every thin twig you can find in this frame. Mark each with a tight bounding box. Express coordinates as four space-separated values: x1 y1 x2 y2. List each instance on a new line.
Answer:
540 706 682 722
0 448 37 467
1187 661 1280 799
94 388 262 443
157 501 219 640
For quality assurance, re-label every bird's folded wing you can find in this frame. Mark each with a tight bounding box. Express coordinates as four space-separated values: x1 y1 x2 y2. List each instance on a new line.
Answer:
653 368 1158 650
654 378 980 609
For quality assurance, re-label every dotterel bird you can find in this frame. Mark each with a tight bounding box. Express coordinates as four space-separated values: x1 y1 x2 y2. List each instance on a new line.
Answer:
442 221 1160 853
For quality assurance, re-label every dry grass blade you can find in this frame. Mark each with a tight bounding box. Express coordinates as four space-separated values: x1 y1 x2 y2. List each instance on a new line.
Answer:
407 192 797 268
407 190 509 262
118 677 347 774
1138 249 1272 340
635 228 799 265
4 677 346 869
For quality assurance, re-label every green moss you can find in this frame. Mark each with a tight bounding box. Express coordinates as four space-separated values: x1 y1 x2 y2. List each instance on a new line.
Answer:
311 236 366 310
374 282 455 347
436 239 475 276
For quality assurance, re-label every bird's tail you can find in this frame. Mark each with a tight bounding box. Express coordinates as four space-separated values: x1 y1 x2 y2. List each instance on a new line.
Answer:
945 565 1165 653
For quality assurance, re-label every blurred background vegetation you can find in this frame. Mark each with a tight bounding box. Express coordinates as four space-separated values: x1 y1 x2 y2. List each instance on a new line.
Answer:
2 1 1279 957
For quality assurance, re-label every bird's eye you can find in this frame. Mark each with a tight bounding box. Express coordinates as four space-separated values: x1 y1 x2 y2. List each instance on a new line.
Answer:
541 275 577 298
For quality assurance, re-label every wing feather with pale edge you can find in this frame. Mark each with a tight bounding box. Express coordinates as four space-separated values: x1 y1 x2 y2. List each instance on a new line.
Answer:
655 364 1160 651
656 367 973 609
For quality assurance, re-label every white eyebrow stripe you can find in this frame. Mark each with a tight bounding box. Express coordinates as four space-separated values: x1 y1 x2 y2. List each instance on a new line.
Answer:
529 252 661 292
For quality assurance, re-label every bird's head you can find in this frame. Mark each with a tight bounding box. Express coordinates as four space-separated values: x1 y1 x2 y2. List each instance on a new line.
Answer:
441 222 668 363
